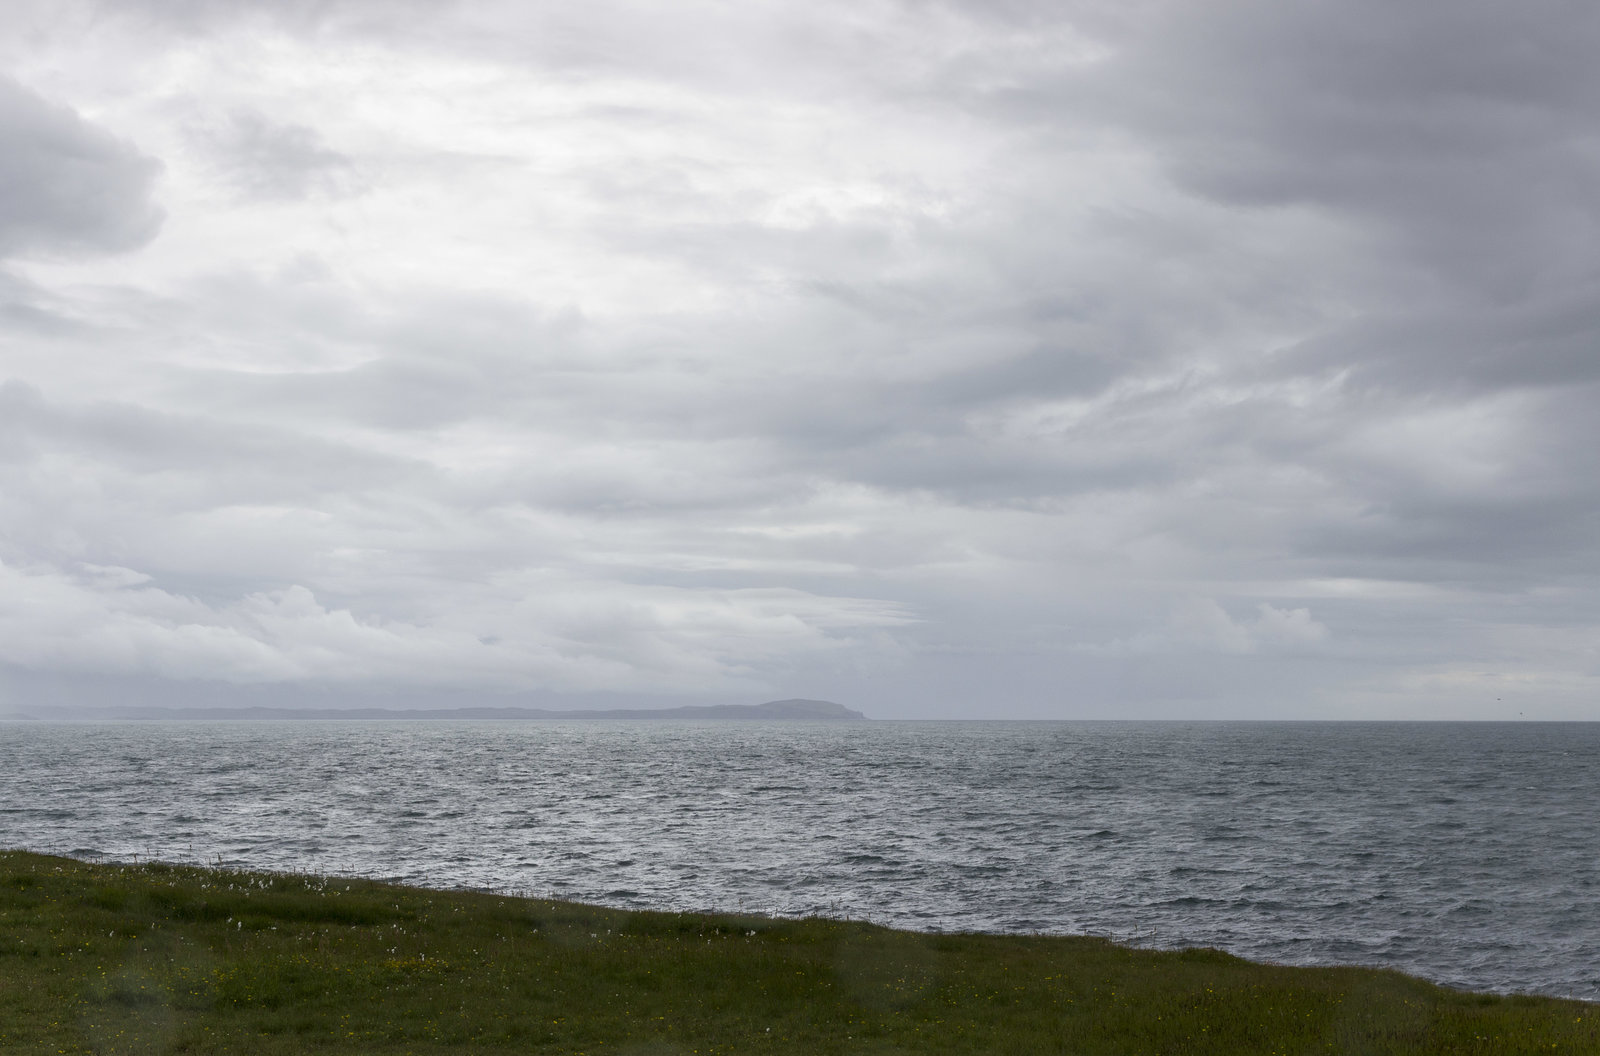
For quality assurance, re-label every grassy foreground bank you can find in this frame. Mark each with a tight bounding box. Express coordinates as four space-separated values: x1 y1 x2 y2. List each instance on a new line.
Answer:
1 851 1593 1055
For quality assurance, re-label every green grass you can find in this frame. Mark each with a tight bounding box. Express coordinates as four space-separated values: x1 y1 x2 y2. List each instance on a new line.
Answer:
1 850 1593 1054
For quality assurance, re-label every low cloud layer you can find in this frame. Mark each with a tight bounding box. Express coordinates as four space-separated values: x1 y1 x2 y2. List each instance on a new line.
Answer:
1 0 1596 717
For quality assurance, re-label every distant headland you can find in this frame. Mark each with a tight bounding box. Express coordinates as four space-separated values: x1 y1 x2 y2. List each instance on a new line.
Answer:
6 698 868 722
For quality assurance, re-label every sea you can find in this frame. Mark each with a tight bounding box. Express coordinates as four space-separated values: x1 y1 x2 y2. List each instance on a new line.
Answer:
2 719 1595 1001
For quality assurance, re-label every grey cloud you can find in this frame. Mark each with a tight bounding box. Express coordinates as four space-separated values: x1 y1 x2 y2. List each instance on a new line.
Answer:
938 1 1600 400
1291 456 1600 585
1077 597 1331 657
885 0 1600 602
78 0 457 36
0 76 164 258
1096 2 1600 384
243 355 500 429
1284 290 1600 393
192 110 356 201
158 281 587 432
0 379 416 499
0 270 89 337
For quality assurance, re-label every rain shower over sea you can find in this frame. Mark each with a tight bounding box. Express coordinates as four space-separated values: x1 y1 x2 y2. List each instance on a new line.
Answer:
3 719 1596 1001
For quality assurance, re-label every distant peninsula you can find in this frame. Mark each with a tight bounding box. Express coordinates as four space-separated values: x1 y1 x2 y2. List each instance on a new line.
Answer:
9 698 868 722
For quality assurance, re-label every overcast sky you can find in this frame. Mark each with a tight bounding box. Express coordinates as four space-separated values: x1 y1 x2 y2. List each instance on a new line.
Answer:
1 0 1596 719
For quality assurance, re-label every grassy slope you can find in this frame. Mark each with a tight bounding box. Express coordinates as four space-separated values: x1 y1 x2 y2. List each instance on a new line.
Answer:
1 851 1594 1055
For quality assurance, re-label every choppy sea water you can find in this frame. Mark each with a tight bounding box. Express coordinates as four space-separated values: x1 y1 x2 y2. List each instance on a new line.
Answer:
1 720 1596 1000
